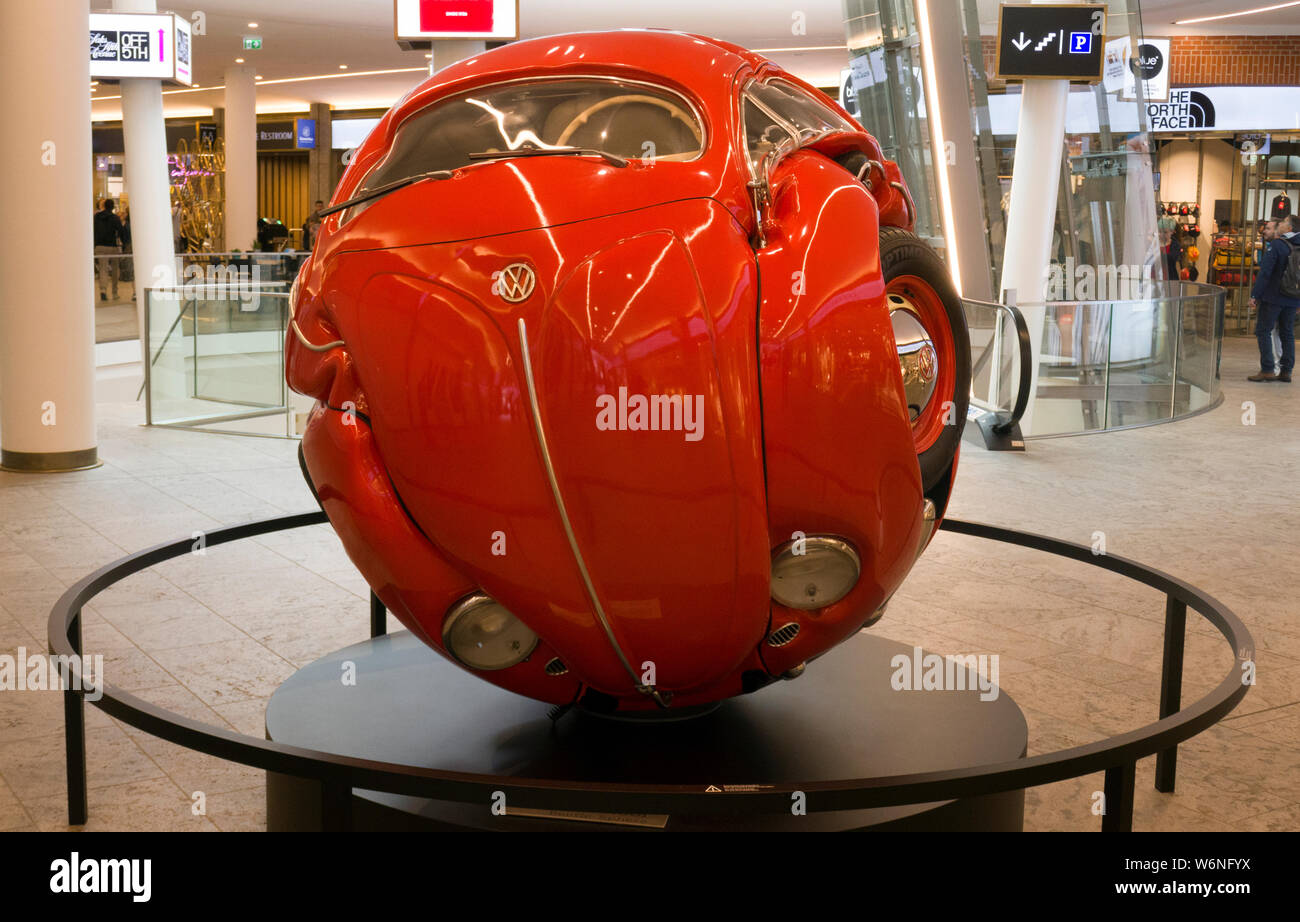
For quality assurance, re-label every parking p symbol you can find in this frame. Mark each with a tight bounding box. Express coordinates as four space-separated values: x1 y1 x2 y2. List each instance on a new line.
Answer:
1070 32 1092 54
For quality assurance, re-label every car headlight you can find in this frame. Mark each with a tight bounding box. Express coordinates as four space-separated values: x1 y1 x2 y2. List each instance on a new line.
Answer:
769 536 861 610
441 593 538 671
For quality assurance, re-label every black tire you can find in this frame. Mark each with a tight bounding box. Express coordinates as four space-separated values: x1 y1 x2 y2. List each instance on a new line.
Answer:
878 226 971 496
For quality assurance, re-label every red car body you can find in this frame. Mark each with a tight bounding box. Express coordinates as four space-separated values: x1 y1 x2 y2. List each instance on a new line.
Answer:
288 30 958 712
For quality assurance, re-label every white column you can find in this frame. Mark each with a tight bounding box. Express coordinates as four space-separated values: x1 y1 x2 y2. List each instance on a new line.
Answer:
114 0 176 364
997 2 1071 436
223 65 258 252
0 0 98 471
431 40 486 73
917 0 993 300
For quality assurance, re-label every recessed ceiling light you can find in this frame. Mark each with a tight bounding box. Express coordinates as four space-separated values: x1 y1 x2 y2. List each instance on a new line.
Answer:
235 57 245 63
255 75 263 80
1175 1 1300 24
424 53 432 59
248 22 259 28
339 64 348 70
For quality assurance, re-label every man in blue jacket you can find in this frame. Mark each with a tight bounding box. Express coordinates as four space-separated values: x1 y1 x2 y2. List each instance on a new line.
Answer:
1249 214 1300 383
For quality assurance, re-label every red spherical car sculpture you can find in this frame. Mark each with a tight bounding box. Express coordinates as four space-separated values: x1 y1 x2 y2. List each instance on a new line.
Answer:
288 30 970 714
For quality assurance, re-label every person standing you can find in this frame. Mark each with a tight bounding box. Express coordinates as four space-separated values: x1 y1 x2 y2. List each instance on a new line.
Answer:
1158 216 1182 282
93 198 126 301
1248 214 1300 383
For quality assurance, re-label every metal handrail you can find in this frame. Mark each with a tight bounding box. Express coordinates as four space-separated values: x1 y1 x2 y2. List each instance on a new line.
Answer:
966 298 1032 434
49 512 1253 831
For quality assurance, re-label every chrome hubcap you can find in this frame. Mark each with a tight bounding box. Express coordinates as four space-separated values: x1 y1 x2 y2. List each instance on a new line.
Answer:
889 295 939 422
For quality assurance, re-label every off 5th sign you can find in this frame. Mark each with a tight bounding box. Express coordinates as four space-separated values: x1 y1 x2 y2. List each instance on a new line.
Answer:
995 3 1107 83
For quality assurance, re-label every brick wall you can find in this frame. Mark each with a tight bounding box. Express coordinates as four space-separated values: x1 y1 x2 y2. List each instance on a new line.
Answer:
977 34 1300 86
1169 35 1300 86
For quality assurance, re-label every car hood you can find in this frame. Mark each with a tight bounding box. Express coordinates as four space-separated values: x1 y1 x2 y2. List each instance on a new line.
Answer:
292 198 770 698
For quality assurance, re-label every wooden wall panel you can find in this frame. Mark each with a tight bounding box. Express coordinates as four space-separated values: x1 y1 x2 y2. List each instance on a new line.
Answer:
257 152 310 232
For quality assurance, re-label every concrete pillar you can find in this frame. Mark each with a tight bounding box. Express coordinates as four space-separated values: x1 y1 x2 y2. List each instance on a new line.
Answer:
432 40 486 73
307 102 333 208
114 0 177 364
996 1 1071 436
0 0 98 471
223 65 258 252
916 0 993 301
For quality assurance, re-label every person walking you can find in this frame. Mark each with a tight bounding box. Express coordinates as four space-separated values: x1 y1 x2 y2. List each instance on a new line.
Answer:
93 198 126 301
1248 214 1300 383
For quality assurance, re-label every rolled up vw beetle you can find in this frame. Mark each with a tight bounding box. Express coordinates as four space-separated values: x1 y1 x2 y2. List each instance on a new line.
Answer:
288 30 970 713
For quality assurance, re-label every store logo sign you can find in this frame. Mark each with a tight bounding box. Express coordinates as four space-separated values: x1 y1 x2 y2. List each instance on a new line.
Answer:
90 31 118 61
90 29 150 62
1147 89 1215 130
1130 42 1163 81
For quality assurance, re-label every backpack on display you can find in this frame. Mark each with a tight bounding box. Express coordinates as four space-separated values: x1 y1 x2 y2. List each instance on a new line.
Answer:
1280 238 1300 298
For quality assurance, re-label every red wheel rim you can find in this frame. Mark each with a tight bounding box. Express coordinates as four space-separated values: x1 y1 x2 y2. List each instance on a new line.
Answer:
887 274 956 455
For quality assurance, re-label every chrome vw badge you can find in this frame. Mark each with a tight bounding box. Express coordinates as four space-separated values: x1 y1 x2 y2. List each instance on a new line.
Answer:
497 263 536 303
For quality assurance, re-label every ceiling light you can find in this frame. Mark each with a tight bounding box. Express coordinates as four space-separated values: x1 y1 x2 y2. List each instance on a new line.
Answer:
235 57 245 63
752 44 849 53
425 53 432 59
1175 1 1300 24
248 22 259 28
339 64 348 70
255 75 263 80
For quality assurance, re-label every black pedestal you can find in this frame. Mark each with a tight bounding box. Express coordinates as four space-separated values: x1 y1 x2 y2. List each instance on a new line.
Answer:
266 631 1027 831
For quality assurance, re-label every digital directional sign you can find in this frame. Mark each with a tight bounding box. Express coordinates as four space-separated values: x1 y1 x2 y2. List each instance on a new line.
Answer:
995 3 1107 83
393 0 519 49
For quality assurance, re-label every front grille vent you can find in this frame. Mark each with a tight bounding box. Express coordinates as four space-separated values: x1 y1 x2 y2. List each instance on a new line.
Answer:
767 623 801 647
544 657 569 676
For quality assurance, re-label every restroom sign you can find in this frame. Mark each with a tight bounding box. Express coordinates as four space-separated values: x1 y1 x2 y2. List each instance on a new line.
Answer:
995 3 1107 83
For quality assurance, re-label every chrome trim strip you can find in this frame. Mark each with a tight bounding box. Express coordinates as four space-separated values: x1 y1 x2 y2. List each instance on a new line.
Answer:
516 318 666 706
287 278 345 352
289 319 345 353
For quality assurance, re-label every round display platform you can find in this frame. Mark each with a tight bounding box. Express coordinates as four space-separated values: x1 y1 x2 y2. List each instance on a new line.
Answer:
266 631 1028 831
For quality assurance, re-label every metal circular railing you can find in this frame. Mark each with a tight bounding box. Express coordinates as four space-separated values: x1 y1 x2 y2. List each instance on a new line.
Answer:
49 512 1253 831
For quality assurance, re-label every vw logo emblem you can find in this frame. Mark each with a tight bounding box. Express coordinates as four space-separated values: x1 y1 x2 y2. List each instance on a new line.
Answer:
918 344 937 384
497 263 536 303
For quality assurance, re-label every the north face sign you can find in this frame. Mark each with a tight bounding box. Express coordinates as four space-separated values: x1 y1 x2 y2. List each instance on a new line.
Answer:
1147 90 1216 130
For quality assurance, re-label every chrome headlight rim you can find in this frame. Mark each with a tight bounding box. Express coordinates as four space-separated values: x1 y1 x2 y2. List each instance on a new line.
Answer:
769 534 862 611
441 592 539 672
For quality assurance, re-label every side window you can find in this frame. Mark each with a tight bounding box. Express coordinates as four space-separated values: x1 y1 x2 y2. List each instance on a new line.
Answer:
743 97 794 173
750 81 855 139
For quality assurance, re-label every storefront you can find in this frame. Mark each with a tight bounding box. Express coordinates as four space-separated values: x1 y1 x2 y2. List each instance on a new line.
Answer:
1149 85 1300 333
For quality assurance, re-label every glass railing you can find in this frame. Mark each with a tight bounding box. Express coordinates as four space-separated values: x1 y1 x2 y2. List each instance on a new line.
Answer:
143 283 305 437
94 251 308 345
969 281 1225 438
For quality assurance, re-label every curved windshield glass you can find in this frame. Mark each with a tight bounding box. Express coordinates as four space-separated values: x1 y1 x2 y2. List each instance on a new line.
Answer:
353 79 704 198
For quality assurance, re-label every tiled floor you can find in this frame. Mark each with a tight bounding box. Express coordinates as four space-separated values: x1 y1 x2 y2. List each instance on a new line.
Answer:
0 337 1296 831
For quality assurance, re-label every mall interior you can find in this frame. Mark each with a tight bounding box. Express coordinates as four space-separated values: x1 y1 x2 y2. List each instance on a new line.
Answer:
0 0 1297 834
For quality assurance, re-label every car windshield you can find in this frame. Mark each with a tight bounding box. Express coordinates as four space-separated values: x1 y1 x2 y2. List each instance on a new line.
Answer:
352 79 704 199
